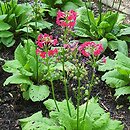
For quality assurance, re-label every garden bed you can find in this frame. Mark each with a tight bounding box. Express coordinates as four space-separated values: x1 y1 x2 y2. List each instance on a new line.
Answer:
0 0 130 130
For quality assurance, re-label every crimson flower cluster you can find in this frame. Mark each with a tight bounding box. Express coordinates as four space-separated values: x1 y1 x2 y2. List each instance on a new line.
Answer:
79 42 104 57
56 10 77 28
36 33 58 59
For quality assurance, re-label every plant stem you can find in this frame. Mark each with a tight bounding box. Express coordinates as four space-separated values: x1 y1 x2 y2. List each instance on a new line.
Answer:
50 80 60 112
83 66 95 120
62 27 71 117
76 65 81 130
45 54 60 112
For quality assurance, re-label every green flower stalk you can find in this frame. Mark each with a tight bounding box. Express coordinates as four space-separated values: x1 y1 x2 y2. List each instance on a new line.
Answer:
61 28 72 117
78 41 104 119
46 55 60 112
36 32 59 110
56 10 77 117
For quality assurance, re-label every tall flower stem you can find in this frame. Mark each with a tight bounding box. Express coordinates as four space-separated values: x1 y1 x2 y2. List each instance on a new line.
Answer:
61 27 71 117
46 55 60 112
83 61 95 120
76 64 81 130
50 80 60 112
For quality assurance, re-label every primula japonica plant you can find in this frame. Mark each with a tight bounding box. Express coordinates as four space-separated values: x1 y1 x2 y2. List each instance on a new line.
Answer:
0 0 52 47
74 1 130 56
20 10 124 130
2 35 62 102
99 51 130 109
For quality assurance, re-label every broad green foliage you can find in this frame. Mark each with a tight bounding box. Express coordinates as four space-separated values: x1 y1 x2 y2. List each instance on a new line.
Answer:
74 7 129 55
41 0 85 16
2 39 51 101
99 52 130 104
0 0 52 47
2 39 75 101
20 98 124 130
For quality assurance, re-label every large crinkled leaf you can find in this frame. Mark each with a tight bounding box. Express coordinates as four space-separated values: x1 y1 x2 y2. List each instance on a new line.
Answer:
0 31 13 37
2 60 22 73
29 85 50 102
115 51 130 68
3 59 33 76
97 119 124 130
19 111 43 123
0 21 11 31
102 70 129 88
93 113 109 128
50 111 74 130
98 57 115 71
0 15 7 20
117 40 128 56
44 99 76 117
114 86 130 99
4 75 32 86
62 2 78 11
117 27 130 36
108 40 128 56
15 44 27 66
79 117 92 130
19 111 62 130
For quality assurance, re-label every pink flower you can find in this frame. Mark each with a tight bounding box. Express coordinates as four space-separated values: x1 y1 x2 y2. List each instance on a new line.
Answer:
53 48 58 55
36 48 42 55
36 33 58 48
79 42 104 57
48 48 58 57
56 10 77 28
48 50 54 57
40 52 46 59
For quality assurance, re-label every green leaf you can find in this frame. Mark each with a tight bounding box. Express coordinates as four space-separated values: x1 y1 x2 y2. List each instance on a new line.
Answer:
44 99 76 117
49 8 58 17
99 21 110 29
100 38 108 51
79 118 92 130
105 33 117 40
93 113 110 128
117 40 128 56
15 44 27 66
117 27 130 36
0 21 11 31
108 40 128 56
0 31 13 37
0 15 7 20
17 26 33 33
115 51 130 72
1 36 14 47
29 84 50 102
54 0 62 5
2 60 22 73
3 75 32 86
19 111 43 123
98 57 115 71
102 70 129 88
62 2 78 11
114 86 130 98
